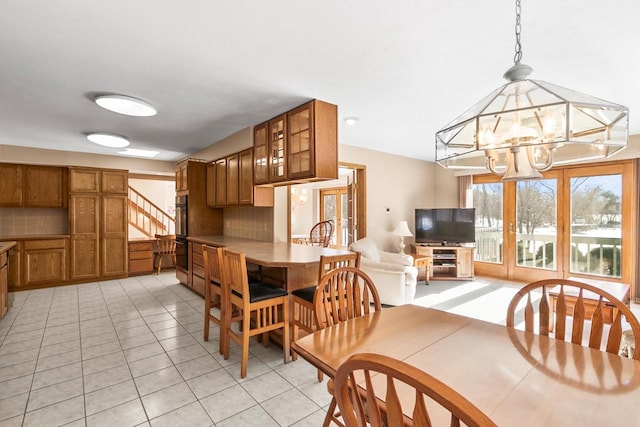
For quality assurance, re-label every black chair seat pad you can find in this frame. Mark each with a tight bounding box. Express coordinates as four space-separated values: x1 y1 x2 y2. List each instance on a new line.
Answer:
291 285 317 303
232 282 287 303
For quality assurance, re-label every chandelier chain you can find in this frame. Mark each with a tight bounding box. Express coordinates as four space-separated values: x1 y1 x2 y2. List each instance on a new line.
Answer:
514 0 522 64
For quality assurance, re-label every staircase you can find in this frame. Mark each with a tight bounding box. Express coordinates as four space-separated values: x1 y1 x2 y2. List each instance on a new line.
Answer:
128 186 175 237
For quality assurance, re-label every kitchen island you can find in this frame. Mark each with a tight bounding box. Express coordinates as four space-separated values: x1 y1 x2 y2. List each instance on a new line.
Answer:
187 235 352 293
0 241 17 318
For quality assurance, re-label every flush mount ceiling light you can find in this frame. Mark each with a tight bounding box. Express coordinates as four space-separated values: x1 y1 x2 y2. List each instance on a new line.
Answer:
94 94 157 117
86 132 130 148
344 117 359 126
118 148 159 158
435 0 628 181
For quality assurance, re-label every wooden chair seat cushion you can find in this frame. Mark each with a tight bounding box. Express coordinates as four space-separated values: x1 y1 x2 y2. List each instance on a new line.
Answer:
291 285 316 302
231 282 288 303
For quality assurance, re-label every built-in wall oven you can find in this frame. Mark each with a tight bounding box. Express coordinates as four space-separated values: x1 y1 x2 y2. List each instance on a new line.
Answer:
175 195 188 271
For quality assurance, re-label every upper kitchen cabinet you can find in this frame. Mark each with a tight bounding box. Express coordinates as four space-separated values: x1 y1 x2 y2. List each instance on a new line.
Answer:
268 114 287 183
0 164 23 206
253 123 269 185
288 100 337 181
252 99 338 185
0 163 66 208
24 166 67 207
175 161 189 193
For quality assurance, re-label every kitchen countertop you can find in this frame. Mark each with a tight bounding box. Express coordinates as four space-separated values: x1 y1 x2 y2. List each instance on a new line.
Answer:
0 234 70 241
0 241 17 254
188 235 352 268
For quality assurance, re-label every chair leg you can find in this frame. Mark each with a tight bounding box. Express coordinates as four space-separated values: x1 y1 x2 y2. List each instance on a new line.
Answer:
156 256 163 275
282 301 290 364
317 369 324 382
291 323 299 361
203 287 211 341
323 397 344 427
240 317 251 378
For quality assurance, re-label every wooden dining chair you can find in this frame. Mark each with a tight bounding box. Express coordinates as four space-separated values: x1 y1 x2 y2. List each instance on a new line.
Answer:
334 353 497 427
291 252 361 381
220 248 290 378
506 278 640 360
302 220 334 247
203 245 224 353
153 234 176 274
313 266 382 427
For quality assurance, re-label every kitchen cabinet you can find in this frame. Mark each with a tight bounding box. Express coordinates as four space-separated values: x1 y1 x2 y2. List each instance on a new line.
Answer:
24 166 66 208
0 164 66 208
252 99 338 185
128 240 154 276
253 123 269 185
69 167 128 281
175 161 189 193
23 239 67 286
206 163 216 207
0 164 23 206
268 114 287 183
227 153 239 206
206 149 274 208
7 244 20 289
238 148 254 205
188 241 205 296
0 248 9 319
215 158 227 207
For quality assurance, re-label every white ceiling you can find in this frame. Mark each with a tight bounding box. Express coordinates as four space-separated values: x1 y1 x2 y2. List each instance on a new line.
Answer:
1 0 639 163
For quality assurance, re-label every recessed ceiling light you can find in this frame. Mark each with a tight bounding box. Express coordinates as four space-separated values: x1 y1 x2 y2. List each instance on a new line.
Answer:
86 133 130 148
118 148 159 158
94 94 157 117
344 117 359 126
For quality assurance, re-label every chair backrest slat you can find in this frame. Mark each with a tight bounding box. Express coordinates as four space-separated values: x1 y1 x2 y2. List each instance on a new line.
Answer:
314 267 382 329
155 234 176 254
334 353 497 427
506 279 640 360
203 245 223 285
318 253 361 280
221 249 250 310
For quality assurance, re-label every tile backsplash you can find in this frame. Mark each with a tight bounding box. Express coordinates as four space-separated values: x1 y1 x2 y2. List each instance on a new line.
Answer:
223 206 274 241
0 208 69 236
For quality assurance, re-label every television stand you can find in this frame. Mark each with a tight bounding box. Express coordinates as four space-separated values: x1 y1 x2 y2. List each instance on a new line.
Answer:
411 245 474 280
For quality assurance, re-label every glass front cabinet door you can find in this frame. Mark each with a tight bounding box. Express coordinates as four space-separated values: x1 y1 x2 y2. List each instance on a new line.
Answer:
268 114 287 183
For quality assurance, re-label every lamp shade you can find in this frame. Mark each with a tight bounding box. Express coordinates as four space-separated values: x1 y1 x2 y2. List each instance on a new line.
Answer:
393 221 413 237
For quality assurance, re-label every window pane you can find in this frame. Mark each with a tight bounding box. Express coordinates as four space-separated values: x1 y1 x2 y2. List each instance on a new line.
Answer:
473 182 503 263
516 179 557 270
570 174 622 277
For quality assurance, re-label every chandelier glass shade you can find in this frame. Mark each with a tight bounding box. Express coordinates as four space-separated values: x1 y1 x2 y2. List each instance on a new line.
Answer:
435 2 628 181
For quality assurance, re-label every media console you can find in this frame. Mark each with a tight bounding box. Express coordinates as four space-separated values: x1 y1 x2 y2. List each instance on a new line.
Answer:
412 244 474 280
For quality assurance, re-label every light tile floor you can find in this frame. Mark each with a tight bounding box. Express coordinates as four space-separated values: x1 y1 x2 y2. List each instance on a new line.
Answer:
0 273 330 427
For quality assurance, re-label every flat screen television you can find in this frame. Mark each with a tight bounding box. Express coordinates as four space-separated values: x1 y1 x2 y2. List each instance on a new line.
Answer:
415 208 476 245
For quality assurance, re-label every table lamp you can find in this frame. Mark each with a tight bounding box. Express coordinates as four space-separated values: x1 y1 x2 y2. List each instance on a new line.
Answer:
393 220 413 253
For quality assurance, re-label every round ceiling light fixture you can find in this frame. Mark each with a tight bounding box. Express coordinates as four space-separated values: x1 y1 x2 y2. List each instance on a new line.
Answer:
94 94 157 117
344 116 359 126
86 132 130 148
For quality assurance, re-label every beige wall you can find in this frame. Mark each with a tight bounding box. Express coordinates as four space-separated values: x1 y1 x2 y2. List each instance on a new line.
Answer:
189 127 253 162
339 144 458 252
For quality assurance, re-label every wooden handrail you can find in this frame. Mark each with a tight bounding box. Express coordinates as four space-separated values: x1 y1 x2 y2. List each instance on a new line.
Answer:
128 185 175 237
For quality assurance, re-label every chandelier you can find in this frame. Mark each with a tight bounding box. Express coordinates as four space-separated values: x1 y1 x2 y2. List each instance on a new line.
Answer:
435 0 628 181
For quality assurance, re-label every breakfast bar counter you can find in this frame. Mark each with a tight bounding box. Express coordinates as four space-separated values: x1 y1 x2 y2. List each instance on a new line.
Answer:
188 235 352 291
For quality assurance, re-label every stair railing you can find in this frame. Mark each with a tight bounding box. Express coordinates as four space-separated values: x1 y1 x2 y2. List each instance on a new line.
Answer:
128 185 175 237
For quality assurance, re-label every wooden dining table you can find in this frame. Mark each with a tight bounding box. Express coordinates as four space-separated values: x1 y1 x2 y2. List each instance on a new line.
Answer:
291 304 640 426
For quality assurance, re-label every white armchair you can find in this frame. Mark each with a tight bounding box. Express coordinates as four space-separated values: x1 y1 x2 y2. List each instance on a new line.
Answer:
349 237 418 306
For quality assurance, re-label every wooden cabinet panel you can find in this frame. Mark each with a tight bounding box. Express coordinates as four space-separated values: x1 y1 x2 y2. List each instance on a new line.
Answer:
0 252 7 319
101 195 128 277
24 241 66 286
24 166 65 208
239 149 254 205
0 164 23 207
287 102 314 179
69 168 100 193
268 114 287 183
69 194 100 280
413 245 474 280
253 122 269 185
215 158 227 207
206 163 216 207
102 170 128 194
7 245 20 290
227 153 239 205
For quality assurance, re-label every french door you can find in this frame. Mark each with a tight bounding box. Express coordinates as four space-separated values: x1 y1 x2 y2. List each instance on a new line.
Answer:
473 161 636 285
320 187 348 247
